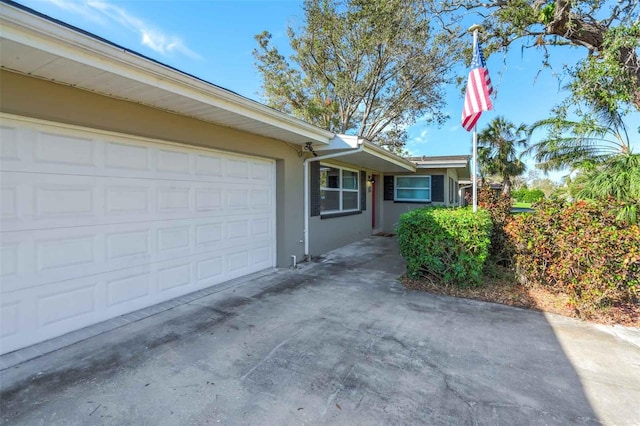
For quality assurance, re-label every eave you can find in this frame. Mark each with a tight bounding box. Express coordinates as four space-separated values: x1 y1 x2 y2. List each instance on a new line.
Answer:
0 1 334 145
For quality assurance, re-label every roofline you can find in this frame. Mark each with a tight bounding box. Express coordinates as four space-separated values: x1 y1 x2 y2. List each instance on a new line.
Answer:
0 0 335 144
415 163 468 169
408 155 470 170
408 155 471 161
363 142 416 172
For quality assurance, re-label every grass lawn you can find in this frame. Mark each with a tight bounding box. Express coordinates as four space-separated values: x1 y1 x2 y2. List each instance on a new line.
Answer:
513 202 532 209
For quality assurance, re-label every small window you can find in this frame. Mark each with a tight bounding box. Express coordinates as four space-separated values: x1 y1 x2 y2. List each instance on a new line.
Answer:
395 176 431 202
320 165 360 213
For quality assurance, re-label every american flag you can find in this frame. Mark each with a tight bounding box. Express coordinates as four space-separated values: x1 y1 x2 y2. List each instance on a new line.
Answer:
461 37 493 131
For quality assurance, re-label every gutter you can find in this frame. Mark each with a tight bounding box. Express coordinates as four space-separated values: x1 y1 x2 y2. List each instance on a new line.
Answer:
303 142 365 259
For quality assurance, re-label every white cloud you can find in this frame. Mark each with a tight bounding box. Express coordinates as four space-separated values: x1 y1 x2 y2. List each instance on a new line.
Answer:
44 0 106 24
410 129 429 146
43 0 200 59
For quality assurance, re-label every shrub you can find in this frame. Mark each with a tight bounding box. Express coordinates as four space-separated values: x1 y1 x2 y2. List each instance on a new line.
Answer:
522 189 545 203
397 207 492 287
478 186 514 266
511 189 525 202
512 188 545 203
506 198 639 315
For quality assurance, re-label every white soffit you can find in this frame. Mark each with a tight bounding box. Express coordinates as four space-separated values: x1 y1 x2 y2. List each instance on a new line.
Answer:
316 134 360 150
0 2 334 145
321 141 415 173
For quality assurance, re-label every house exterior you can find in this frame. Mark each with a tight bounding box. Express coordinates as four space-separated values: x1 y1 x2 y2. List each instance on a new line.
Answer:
0 1 469 356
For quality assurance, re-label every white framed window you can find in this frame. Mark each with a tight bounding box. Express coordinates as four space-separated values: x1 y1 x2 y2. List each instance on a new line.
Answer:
320 164 359 213
395 176 431 202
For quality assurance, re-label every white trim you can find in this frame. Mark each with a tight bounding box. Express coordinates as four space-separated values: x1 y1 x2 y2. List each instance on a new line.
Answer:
319 163 360 214
272 160 278 269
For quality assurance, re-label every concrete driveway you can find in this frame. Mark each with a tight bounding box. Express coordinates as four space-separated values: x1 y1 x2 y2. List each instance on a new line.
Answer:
1 236 639 425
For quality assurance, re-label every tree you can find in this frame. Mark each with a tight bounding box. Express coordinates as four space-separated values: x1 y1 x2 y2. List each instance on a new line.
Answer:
529 107 639 223
570 154 640 223
477 116 528 196
528 106 633 172
424 0 640 112
253 0 461 151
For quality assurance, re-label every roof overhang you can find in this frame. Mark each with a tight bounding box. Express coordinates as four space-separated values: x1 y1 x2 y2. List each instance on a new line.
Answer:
413 156 471 179
0 1 334 145
315 136 416 173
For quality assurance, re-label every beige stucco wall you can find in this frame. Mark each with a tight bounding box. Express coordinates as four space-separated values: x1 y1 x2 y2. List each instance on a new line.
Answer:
307 159 375 256
447 168 460 206
0 70 306 267
381 168 457 233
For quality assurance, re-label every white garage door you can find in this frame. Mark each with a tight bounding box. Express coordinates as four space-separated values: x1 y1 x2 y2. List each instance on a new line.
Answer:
0 115 276 355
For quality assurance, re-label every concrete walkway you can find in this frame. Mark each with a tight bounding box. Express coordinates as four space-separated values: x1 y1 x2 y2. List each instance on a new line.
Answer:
1 236 639 425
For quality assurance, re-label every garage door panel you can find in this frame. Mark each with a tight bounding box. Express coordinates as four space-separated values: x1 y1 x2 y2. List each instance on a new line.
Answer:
1 185 18 220
0 116 276 355
2 213 273 293
0 242 20 280
0 239 275 354
2 124 273 186
195 154 223 177
2 172 272 232
105 141 151 171
37 283 97 328
0 125 21 161
0 300 21 339
35 131 96 167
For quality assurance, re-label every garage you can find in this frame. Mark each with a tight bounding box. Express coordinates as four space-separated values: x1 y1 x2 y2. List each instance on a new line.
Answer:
0 115 276 354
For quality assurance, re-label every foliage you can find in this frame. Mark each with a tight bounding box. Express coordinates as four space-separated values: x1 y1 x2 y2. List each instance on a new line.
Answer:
424 0 640 111
253 0 461 152
397 207 492 286
569 154 640 224
570 24 640 113
512 188 545 203
529 107 638 223
477 186 514 267
528 106 634 172
477 116 528 196
506 199 639 316
515 170 562 196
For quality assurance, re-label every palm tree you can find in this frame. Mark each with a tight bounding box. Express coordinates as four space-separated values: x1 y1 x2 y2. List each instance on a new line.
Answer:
477 116 528 196
528 108 638 223
527 108 633 172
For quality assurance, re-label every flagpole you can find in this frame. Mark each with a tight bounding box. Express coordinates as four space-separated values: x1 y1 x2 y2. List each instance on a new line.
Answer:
469 25 480 213
472 124 478 213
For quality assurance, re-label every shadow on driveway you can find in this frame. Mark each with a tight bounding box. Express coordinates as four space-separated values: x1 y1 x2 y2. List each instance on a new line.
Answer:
1 237 638 425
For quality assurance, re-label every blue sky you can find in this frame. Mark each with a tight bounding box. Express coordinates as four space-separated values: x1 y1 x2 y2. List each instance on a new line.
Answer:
16 0 639 181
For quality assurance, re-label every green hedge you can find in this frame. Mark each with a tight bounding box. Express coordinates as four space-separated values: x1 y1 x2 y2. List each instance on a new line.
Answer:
397 207 493 287
506 199 639 313
512 188 545 203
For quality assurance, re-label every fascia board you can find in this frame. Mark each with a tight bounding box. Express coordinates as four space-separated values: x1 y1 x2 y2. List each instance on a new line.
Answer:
416 162 469 169
0 4 333 144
